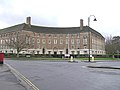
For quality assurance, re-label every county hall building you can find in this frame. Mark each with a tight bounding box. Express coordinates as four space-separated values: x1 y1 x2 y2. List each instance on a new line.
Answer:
0 17 105 57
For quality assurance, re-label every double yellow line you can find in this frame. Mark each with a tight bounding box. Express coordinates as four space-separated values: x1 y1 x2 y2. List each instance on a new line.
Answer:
6 64 40 90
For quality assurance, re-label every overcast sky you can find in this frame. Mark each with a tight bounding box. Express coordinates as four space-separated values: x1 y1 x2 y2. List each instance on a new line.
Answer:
0 0 120 37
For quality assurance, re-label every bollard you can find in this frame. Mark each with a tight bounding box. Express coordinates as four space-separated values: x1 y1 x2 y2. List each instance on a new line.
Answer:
91 56 94 62
0 53 4 64
70 56 73 62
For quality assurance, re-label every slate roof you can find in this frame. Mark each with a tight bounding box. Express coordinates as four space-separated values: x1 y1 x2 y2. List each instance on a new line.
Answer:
30 25 104 38
0 23 29 33
0 23 104 39
80 26 105 38
30 25 81 34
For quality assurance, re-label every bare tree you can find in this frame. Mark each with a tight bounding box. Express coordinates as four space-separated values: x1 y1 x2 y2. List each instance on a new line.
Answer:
112 36 120 52
105 35 116 58
105 35 120 58
5 31 33 57
112 36 120 58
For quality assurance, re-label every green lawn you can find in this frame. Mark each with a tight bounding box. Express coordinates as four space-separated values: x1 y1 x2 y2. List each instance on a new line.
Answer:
5 57 120 61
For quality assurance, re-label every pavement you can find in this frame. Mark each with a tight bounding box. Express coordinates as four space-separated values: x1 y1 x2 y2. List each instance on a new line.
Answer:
0 64 39 90
0 64 26 90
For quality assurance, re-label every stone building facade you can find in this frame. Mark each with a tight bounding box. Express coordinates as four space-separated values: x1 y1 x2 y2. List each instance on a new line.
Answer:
0 17 105 56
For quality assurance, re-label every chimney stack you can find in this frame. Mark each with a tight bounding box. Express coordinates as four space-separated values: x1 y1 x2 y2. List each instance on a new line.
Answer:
26 17 31 27
80 19 83 30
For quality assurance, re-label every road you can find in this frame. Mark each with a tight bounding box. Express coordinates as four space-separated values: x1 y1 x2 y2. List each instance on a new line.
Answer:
5 60 120 90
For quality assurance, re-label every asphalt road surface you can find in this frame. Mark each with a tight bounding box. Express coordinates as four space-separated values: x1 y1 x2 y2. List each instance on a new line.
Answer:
5 60 120 90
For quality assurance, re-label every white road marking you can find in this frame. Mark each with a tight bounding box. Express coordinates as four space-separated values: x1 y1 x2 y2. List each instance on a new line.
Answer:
6 64 40 90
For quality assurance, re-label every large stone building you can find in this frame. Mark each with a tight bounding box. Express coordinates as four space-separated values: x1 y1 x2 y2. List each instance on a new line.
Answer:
0 17 105 56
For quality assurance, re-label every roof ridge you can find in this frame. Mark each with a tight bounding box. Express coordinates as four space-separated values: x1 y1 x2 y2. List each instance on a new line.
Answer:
31 24 80 29
0 23 26 30
0 23 27 33
83 26 104 39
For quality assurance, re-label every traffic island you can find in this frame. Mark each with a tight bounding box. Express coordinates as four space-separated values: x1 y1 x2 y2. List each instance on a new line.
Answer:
87 65 120 70
68 56 78 63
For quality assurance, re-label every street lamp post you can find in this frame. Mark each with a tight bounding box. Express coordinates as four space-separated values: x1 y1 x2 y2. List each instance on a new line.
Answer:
88 15 97 62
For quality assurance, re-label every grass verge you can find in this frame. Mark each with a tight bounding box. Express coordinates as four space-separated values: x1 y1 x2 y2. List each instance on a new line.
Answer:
5 57 120 61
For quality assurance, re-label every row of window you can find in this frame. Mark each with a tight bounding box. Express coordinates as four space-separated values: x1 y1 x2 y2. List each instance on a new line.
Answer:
34 33 81 38
0 38 104 50
2 49 105 55
33 39 81 45
0 45 10 49
84 50 105 54
2 50 80 55
0 33 80 38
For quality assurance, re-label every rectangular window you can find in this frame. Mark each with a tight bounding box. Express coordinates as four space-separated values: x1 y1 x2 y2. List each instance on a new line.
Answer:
83 38 87 44
3 40 5 44
77 51 80 55
42 39 46 44
26 37 29 44
71 45 74 49
54 39 57 44
53 34 57 38
48 34 51 38
84 46 87 49
71 51 75 54
38 44 40 49
77 33 80 38
37 51 40 54
76 39 80 44
48 51 51 54
1 40 2 44
14 37 16 42
71 39 74 44
8 39 10 43
32 38 35 43
84 51 87 54
66 39 68 44
37 39 40 43
48 39 51 44
71 34 74 38
66 34 69 38
60 39 63 44
42 33 46 38
60 51 63 54
60 34 63 38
